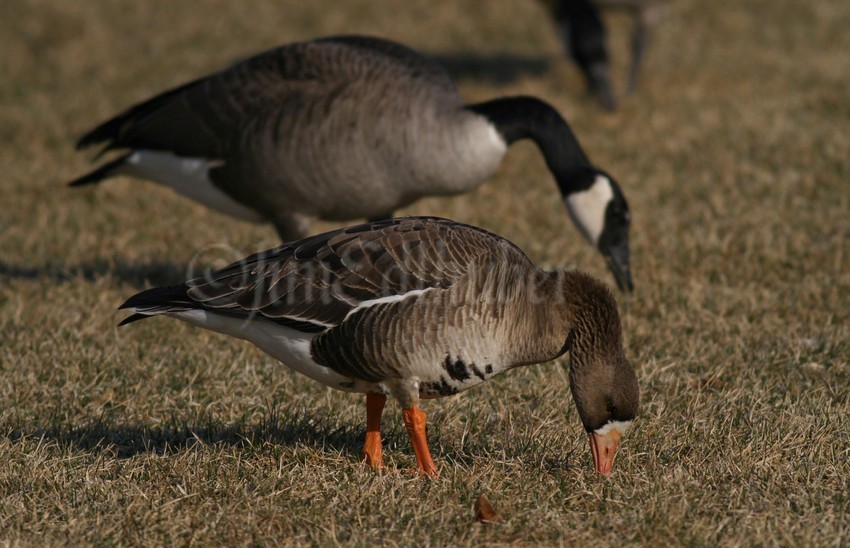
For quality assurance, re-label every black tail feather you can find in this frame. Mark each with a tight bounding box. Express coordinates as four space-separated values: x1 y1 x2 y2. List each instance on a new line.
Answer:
119 283 193 311
76 74 208 151
67 153 132 187
118 284 194 326
118 313 151 326
77 118 123 151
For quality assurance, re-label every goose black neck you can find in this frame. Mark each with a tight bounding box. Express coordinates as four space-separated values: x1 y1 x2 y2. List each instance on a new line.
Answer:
466 96 592 193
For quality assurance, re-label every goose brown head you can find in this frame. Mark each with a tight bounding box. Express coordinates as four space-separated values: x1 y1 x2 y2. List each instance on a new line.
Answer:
560 272 639 475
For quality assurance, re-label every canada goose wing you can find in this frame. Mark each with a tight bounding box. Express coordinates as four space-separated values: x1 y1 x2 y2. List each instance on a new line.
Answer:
76 55 313 158
77 36 455 159
313 35 457 92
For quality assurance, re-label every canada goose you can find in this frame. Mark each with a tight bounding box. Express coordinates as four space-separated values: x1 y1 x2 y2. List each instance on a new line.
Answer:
550 0 617 110
546 0 669 109
119 217 639 477
68 35 634 292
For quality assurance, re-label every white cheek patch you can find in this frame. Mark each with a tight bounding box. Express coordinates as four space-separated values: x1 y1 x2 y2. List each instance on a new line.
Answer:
565 175 614 245
594 419 632 437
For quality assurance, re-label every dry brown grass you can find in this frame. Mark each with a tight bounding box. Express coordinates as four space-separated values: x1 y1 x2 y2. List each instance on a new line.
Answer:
1 0 849 544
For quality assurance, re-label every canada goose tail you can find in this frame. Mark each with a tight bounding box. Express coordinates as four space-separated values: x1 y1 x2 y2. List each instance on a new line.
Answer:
67 153 132 187
76 75 205 151
76 118 122 151
118 283 194 326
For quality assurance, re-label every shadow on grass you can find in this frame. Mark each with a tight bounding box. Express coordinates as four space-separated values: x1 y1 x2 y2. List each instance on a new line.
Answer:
0 258 187 288
428 51 552 84
5 403 575 473
7 406 365 460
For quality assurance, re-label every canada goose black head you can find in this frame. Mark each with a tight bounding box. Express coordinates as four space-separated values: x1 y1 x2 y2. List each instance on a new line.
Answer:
466 97 633 292
560 272 639 474
563 167 633 293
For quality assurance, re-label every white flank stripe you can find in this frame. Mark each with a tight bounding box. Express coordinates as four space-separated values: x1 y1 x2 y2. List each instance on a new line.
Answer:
343 288 431 322
279 316 336 329
565 174 614 246
122 150 264 222
594 419 632 436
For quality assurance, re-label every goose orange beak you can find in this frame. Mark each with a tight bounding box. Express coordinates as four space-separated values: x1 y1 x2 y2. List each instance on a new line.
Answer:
589 428 622 476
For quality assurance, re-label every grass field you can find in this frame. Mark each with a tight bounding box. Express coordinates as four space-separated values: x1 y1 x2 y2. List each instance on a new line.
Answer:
1 0 849 544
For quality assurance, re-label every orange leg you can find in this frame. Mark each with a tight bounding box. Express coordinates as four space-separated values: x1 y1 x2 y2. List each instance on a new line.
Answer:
402 406 440 478
361 393 386 469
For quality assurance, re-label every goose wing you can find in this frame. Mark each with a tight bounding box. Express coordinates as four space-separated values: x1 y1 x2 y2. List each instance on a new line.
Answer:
77 36 455 158
120 217 532 334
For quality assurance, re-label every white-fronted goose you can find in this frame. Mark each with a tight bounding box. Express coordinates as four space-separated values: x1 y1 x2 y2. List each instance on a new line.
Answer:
119 217 639 477
68 35 634 292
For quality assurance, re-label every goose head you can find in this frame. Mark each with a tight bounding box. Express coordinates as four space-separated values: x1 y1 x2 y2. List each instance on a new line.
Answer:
563 169 633 293
464 97 633 291
570 351 638 475
560 273 639 475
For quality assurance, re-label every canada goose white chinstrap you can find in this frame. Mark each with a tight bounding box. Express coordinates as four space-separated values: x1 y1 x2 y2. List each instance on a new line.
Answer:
120 217 639 477
69 35 634 292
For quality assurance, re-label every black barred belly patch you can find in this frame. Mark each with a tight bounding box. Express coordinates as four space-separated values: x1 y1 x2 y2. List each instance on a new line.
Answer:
419 355 495 398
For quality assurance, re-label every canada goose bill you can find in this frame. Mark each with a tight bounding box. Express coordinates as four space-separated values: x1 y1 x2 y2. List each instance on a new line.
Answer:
69 35 634 292
601 232 633 293
118 217 639 477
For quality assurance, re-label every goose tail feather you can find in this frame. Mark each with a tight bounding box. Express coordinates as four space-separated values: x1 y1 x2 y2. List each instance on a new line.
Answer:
67 153 132 187
118 283 194 325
